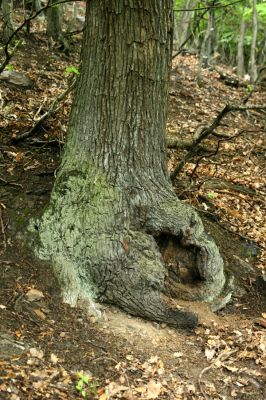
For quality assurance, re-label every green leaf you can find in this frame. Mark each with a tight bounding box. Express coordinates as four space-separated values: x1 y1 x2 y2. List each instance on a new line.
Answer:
65 66 79 76
207 192 216 199
5 64 14 71
247 84 254 93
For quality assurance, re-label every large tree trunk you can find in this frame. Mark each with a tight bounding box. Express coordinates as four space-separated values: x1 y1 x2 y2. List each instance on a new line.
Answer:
33 0 231 329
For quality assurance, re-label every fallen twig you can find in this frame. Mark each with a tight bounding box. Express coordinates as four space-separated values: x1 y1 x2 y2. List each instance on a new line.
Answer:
0 176 23 188
0 202 7 251
12 78 76 143
190 129 246 179
170 104 266 180
198 349 238 400
167 136 212 153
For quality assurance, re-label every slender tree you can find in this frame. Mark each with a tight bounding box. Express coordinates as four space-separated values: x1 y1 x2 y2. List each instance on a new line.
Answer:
33 0 231 328
32 0 42 12
173 0 194 50
46 0 68 50
249 0 258 82
202 0 217 66
2 0 14 43
237 6 246 77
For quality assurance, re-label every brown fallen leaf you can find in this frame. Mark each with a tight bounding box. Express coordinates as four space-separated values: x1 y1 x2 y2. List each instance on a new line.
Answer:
146 379 162 399
28 347 44 359
205 348 216 361
34 309 46 320
254 318 266 329
105 381 129 397
50 353 59 364
25 288 45 302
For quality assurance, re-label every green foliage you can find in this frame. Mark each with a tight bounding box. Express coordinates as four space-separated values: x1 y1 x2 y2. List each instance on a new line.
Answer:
244 2 266 20
174 0 266 68
220 31 237 45
247 84 254 93
207 191 216 199
257 2 266 18
75 372 98 399
5 64 14 71
65 66 79 76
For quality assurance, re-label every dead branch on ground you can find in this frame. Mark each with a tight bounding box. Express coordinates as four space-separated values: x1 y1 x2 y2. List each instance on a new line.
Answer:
170 104 266 180
12 78 76 143
167 137 212 153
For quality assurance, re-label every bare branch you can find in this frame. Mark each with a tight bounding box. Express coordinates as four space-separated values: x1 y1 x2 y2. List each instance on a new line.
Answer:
170 104 266 180
12 77 76 143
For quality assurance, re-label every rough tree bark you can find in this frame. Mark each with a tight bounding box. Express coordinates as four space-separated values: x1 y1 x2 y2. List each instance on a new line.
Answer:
32 0 232 329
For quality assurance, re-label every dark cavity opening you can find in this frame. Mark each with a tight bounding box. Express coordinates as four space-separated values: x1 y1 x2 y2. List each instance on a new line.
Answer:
156 233 202 300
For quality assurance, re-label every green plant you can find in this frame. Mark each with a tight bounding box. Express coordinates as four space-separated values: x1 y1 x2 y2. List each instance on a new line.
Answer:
5 64 14 71
76 372 98 399
207 191 216 199
65 66 79 76
247 84 254 93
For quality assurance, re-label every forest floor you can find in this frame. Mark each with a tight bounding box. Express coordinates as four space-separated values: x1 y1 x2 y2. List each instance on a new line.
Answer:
0 28 266 400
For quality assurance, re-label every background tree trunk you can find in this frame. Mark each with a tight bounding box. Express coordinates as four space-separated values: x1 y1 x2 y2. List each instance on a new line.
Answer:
2 0 14 43
32 0 43 18
237 10 246 77
173 0 194 50
201 0 216 68
33 0 42 12
67 2 78 33
208 1 216 57
33 0 231 329
46 0 68 50
249 0 258 82
257 26 266 71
